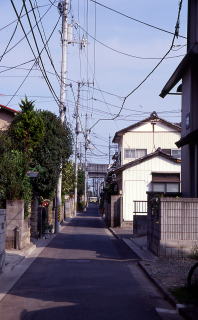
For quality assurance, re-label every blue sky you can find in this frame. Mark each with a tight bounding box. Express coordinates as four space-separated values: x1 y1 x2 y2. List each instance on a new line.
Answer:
0 0 187 163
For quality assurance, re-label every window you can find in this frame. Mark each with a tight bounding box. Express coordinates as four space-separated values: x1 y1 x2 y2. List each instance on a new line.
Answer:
162 149 171 155
166 183 179 192
153 183 165 192
162 149 181 159
124 148 147 159
152 172 180 193
171 149 181 159
152 183 180 193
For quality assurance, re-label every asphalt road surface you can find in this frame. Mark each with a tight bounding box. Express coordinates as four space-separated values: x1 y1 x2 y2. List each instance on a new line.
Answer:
0 204 172 320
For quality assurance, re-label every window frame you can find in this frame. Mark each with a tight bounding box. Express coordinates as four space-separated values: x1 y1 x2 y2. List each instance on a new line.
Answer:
171 149 181 159
152 182 180 193
124 148 147 159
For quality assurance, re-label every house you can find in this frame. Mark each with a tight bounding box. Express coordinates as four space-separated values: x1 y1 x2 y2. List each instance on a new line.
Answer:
111 112 181 225
0 104 19 130
160 1 198 197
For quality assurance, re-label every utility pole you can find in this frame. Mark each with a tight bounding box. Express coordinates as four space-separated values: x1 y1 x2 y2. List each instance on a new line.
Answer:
109 135 111 165
74 82 81 216
79 142 82 168
55 0 69 233
84 113 88 210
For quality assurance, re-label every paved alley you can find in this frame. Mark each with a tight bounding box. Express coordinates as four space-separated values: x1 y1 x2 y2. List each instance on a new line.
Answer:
0 205 174 320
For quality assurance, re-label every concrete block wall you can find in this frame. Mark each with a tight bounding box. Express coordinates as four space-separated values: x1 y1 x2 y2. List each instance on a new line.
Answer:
111 195 121 227
148 197 198 257
30 198 39 238
0 209 6 272
64 198 75 218
6 200 30 249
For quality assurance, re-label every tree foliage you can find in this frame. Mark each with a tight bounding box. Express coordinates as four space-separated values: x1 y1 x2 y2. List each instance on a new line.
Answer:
8 97 45 158
30 110 73 199
0 98 73 207
0 148 32 205
62 161 75 196
62 162 85 197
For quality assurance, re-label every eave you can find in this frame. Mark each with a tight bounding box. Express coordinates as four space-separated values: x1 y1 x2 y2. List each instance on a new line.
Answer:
112 149 181 175
160 44 198 98
0 104 19 114
176 128 198 147
112 112 181 143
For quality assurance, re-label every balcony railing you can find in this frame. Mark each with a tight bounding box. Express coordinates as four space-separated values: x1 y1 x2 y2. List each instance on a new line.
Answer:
134 201 148 215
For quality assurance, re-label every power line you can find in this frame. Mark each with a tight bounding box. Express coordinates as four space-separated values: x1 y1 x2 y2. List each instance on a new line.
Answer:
89 0 186 39
7 2 61 106
90 142 108 155
0 4 51 32
48 0 59 7
11 0 60 105
77 23 186 61
0 60 123 99
0 5 24 63
5 60 37 107
5 1 56 58
90 0 184 129
115 0 184 120
29 0 61 84
0 59 36 74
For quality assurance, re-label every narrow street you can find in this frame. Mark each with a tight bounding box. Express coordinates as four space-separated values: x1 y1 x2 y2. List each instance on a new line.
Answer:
0 205 175 320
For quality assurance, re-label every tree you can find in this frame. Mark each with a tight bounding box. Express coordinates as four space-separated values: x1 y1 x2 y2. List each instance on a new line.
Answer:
0 148 32 211
0 99 73 210
31 110 73 199
77 168 85 197
8 97 45 165
62 161 75 197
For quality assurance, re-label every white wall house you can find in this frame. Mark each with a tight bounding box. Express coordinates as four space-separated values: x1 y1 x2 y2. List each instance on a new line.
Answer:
111 112 181 223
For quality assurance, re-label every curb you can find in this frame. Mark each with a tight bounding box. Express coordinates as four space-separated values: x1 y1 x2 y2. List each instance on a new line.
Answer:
109 227 156 261
0 233 56 303
138 261 178 307
109 227 190 319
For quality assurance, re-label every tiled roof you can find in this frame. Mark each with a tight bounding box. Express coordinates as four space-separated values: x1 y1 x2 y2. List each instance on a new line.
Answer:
0 104 19 114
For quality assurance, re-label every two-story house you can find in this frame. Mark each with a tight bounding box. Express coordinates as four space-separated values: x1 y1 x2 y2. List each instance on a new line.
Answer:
111 112 181 225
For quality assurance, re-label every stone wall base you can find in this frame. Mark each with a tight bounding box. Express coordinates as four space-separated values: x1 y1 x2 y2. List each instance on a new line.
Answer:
121 221 133 229
150 239 198 257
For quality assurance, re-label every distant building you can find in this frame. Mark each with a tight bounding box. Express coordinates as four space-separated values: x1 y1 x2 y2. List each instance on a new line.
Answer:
0 104 19 130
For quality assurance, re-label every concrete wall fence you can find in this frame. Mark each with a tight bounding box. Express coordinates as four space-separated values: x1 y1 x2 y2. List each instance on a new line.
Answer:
6 200 30 250
148 197 198 256
104 195 121 228
64 198 75 218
